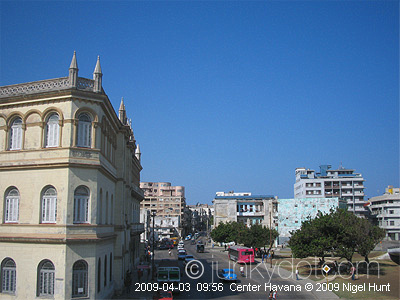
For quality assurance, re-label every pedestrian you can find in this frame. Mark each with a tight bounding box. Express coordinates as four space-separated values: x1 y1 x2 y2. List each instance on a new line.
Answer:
295 268 299 280
268 290 273 300
168 249 171 256
350 266 356 280
272 290 277 300
224 244 227 251
124 270 131 294
262 254 264 263
271 250 274 259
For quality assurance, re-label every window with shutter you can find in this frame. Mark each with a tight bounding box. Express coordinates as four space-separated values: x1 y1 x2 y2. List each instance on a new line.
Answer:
9 118 22 150
5 189 19 223
77 113 92 148
45 114 59 147
42 187 57 223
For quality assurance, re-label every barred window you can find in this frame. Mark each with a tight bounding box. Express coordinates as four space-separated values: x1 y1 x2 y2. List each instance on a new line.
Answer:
37 260 55 296
72 260 88 298
1 258 16 294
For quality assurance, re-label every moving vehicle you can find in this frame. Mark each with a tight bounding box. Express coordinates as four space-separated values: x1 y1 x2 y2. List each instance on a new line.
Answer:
177 249 187 260
196 243 205 253
153 290 173 300
157 259 181 292
170 237 179 246
228 246 255 264
217 268 238 282
183 255 195 265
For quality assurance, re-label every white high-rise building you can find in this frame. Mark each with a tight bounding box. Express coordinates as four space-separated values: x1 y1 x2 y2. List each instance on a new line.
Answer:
294 165 367 217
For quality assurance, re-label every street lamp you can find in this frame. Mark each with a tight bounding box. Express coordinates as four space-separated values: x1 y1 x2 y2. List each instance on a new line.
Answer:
151 211 156 280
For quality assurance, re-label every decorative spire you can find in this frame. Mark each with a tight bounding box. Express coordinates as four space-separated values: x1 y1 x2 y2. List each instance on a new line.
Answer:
119 97 127 124
135 144 141 162
93 55 103 93
68 51 78 87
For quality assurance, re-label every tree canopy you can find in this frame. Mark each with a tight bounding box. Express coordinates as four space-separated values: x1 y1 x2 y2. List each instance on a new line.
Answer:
211 221 278 249
288 208 385 262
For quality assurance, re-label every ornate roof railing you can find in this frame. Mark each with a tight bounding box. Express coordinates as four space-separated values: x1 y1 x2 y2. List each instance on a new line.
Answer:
0 77 96 98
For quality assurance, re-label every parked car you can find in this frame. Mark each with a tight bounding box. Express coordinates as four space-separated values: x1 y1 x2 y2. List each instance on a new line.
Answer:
178 250 187 260
217 269 238 282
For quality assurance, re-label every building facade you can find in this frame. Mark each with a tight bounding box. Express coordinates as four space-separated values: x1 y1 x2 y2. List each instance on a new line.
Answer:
213 192 275 228
139 182 186 240
0 53 144 299
369 186 400 241
294 165 367 217
276 197 347 245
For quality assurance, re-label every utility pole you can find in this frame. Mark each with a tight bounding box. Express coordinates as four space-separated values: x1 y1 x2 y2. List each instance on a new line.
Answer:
151 212 156 280
270 210 272 268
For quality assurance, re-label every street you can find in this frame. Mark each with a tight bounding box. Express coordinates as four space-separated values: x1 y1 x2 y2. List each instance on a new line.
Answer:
126 238 339 299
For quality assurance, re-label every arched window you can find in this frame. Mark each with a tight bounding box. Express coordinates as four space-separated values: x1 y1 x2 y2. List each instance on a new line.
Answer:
1 258 16 294
45 113 59 147
9 117 22 150
104 255 107 287
72 260 88 298
37 260 55 296
77 113 92 148
97 258 101 293
5 188 19 223
74 186 89 224
41 187 57 223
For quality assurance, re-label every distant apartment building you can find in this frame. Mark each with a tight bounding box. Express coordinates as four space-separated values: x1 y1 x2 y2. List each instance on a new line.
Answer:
139 182 186 239
369 186 400 241
277 197 347 245
294 165 367 217
187 204 213 233
213 192 275 228
0 53 144 299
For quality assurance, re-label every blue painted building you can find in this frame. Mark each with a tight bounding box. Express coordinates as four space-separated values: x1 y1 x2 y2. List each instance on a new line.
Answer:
277 197 347 245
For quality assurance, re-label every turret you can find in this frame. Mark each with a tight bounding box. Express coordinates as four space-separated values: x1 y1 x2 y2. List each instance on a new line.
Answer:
68 51 78 87
93 56 102 93
119 97 127 125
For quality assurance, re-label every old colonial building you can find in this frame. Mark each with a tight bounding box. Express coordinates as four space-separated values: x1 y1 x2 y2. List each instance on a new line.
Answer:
0 52 144 299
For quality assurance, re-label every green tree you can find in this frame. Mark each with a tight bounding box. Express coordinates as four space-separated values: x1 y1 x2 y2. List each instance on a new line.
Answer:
210 222 231 244
244 224 279 252
289 208 385 263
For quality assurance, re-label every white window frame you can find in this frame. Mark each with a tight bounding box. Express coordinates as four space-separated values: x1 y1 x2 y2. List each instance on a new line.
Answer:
9 118 22 150
38 261 55 296
1 259 16 294
45 113 59 147
5 189 19 223
74 187 89 223
42 187 57 223
77 113 92 148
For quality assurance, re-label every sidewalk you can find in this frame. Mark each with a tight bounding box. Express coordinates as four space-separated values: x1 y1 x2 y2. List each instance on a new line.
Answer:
113 266 154 300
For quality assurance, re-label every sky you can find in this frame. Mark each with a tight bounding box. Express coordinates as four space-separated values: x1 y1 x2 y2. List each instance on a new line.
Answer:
1 1 398 205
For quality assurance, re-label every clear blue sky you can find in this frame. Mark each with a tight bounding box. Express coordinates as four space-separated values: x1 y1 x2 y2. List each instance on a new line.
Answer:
1 1 398 204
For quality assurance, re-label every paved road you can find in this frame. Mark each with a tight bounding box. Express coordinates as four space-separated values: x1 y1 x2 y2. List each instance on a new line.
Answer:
118 238 339 300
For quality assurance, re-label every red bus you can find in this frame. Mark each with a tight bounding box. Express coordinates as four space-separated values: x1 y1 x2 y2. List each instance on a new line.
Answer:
228 246 255 264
